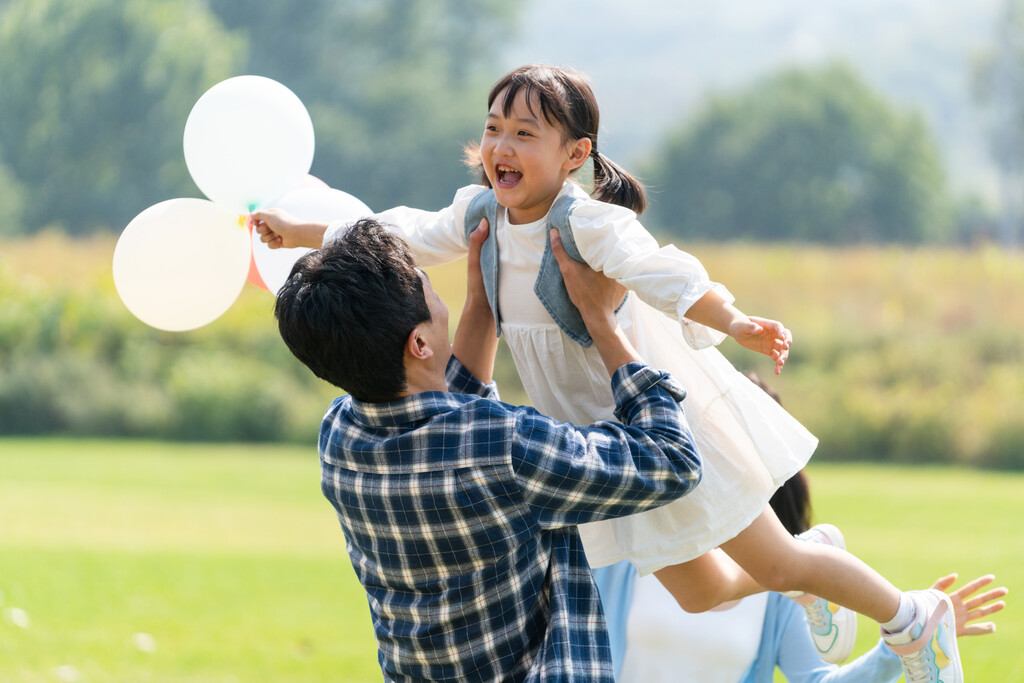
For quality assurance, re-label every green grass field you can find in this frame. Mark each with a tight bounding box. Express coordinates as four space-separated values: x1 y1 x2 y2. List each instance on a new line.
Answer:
1 439 1020 681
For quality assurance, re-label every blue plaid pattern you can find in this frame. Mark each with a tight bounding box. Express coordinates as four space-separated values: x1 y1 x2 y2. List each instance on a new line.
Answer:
320 358 701 682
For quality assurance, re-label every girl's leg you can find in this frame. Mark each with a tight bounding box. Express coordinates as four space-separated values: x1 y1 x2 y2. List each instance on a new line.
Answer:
720 506 901 623
653 548 763 613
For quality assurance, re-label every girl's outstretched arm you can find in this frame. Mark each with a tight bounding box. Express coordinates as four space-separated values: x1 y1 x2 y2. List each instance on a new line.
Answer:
248 209 327 249
567 196 791 370
684 289 792 375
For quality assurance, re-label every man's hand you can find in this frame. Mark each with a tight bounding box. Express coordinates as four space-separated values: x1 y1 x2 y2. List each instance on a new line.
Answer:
247 209 327 250
728 316 792 375
550 229 627 331
551 229 640 376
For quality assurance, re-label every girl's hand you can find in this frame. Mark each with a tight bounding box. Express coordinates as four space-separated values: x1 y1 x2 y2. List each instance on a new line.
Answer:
729 316 792 375
247 209 326 250
931 573 1008 637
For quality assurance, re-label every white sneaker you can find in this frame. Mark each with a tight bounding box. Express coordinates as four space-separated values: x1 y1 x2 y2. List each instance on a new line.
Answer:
883 589 962 683
788 523 857 664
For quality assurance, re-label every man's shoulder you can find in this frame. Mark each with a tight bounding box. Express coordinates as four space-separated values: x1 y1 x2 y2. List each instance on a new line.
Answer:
320 392 522 474
321 391 520 443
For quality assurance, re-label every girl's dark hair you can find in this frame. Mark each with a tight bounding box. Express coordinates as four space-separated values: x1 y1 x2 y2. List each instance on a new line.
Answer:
274 219 431 402
769 470 813 536
464 64 647 215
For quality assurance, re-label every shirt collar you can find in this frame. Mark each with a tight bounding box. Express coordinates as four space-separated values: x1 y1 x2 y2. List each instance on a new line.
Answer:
349 390 466 428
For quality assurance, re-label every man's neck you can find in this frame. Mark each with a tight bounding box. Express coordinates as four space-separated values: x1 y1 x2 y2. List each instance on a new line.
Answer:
398 357 449 397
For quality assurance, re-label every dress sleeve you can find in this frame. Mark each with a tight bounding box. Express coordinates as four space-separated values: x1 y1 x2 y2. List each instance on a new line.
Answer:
323 185 486 268
569 198 734 349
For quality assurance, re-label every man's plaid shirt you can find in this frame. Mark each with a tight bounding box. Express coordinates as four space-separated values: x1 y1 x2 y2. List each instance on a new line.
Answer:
319 357 701 682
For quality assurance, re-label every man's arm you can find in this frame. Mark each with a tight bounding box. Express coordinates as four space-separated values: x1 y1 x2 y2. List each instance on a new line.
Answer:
510 362 701 528
451 219 498 383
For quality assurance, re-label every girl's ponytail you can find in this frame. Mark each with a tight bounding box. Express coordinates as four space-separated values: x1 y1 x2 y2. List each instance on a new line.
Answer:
591 150 647 216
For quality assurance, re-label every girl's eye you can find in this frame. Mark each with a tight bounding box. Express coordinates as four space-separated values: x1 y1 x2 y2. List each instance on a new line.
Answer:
517 130 532 137
485 124 498 132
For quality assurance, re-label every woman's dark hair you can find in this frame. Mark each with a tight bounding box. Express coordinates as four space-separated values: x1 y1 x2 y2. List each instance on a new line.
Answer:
464 64 647 215
744 372 813 535
274 219 430 402
769 470 813 536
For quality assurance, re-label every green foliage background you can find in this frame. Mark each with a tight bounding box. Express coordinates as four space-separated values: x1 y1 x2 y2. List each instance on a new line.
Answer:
644 63 951 243
3 233 1021 469
0 0 994 244
0 0 511 235
0 0 1018 464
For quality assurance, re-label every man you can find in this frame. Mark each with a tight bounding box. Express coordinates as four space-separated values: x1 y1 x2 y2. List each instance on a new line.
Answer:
274 217 702 682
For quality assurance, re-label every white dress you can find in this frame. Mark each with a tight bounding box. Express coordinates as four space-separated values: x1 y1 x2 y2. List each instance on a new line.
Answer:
325 182 817 575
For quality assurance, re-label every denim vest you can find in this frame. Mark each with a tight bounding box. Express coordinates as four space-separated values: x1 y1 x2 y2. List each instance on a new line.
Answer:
464 190 627 348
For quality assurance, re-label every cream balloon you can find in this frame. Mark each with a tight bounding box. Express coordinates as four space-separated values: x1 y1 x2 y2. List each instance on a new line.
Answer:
113 198 251 331
252 187 372 294
183 76 315 213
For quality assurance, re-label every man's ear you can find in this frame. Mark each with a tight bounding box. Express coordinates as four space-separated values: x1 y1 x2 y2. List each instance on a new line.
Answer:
405 326 434 361
564 137 591 171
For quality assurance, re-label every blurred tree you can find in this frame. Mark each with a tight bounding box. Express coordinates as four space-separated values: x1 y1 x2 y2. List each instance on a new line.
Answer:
0 0 242 235
0 143 25 236
205 0 517 212
975 0 1024 246
643 63 951 244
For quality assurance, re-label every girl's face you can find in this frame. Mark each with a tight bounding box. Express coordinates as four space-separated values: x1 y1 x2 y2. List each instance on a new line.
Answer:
480 87 589 225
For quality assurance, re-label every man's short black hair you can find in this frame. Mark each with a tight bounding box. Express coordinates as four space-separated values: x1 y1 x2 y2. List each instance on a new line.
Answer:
274 218 431 402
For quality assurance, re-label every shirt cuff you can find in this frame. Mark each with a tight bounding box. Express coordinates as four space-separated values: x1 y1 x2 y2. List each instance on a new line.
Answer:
675 281 733 349
445 356 500 399
611 362 686 406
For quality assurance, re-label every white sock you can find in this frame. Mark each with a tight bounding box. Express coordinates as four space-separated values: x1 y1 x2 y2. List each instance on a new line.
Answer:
881 592 916 634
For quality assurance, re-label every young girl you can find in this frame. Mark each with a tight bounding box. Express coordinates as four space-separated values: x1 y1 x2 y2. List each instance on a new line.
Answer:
252 64 962 682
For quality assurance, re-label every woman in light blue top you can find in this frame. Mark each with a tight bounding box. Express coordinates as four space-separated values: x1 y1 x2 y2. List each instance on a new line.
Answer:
594 467 1006 682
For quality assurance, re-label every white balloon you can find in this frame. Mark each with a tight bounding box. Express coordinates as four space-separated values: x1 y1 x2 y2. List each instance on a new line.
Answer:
253 187 372 295
113 198 251 331
183 76 314 213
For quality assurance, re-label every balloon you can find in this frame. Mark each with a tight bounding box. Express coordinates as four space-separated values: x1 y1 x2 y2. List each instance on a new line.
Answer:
298 173 329 189
252 187 372 295
245 241 271 292
113 198 251 331
183 76 315 213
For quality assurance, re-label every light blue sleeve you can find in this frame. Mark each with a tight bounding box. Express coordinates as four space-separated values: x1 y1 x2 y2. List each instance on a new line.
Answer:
590 560 637 681
743 593 904 683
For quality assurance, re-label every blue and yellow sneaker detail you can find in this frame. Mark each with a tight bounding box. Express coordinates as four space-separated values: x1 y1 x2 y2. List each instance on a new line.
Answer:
884 589 963 683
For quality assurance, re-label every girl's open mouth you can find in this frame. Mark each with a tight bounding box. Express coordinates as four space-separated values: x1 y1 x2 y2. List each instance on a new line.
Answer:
496 165 522 187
